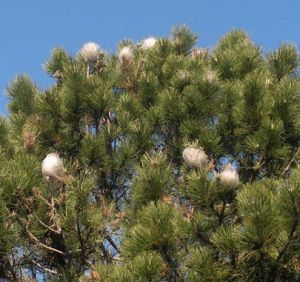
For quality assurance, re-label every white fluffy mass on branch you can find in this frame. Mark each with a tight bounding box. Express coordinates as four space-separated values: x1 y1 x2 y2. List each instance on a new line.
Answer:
182 147 209 168
141 37 157 50
219 163 239 186
42 153 64 181
118 46 134 64
204 70 218 84
79 42 101 62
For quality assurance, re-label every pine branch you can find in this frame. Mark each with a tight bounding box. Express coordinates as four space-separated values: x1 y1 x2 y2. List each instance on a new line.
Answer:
34 212 62 234
106 235 120 254
6 258 18 282
32 260 57 275
24 202 61 235
218 200 227 225
281 148 299 176
76 205 86 269
25 227 65 255
100 243 112 263
277 195 299 262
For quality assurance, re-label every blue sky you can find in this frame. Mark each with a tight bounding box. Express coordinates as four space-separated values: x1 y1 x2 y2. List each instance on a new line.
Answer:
0 0 299 115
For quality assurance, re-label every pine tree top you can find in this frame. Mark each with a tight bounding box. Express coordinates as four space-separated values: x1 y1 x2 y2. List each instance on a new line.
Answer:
0 25 300 281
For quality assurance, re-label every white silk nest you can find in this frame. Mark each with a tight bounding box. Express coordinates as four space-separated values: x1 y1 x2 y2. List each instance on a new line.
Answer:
182 147 209 168
42 153 64 180
79 42 101 62
219 163 239 186
140 37 157 50
204 70 218 84
118 46 134 64
177 70 190 81
191 48 208 59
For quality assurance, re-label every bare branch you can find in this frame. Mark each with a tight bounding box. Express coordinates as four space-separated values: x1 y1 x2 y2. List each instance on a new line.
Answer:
23 202 61 235
32 260 57 275
26 228 65 256
282 148 299 176
33 212 61 234
106 235 120 253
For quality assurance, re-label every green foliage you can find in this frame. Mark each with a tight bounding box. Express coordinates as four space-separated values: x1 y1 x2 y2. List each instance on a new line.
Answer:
186 246 230 281
237 183 283 258
6 74 38 117
0 200 18 279
212 30 262 80
268 43 299 81
182 170 216 209
44 47 69 78
172 25 197 55
274 77 300 145
89 251 164 282
6 75 38 134
0 117 13 155
132 153 172 209
0 151 40 208
122 201 179 257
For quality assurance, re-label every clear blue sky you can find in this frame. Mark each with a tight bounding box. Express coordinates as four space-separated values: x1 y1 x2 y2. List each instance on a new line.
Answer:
0 0 299 115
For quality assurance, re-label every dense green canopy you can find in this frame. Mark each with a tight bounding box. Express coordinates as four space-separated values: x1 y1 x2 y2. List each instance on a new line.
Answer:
0 26 300 281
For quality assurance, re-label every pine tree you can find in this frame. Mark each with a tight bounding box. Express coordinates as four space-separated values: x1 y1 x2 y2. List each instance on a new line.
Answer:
0 26 300 281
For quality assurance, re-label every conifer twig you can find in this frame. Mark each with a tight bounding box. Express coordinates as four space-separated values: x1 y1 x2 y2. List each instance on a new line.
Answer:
33 212 61 234
32 260 57 275
282 148 299 176
23 202 61 235
106 235 120 253
25 228 65 255
112 256 123 261
277 194 299 261
218 200 226 225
